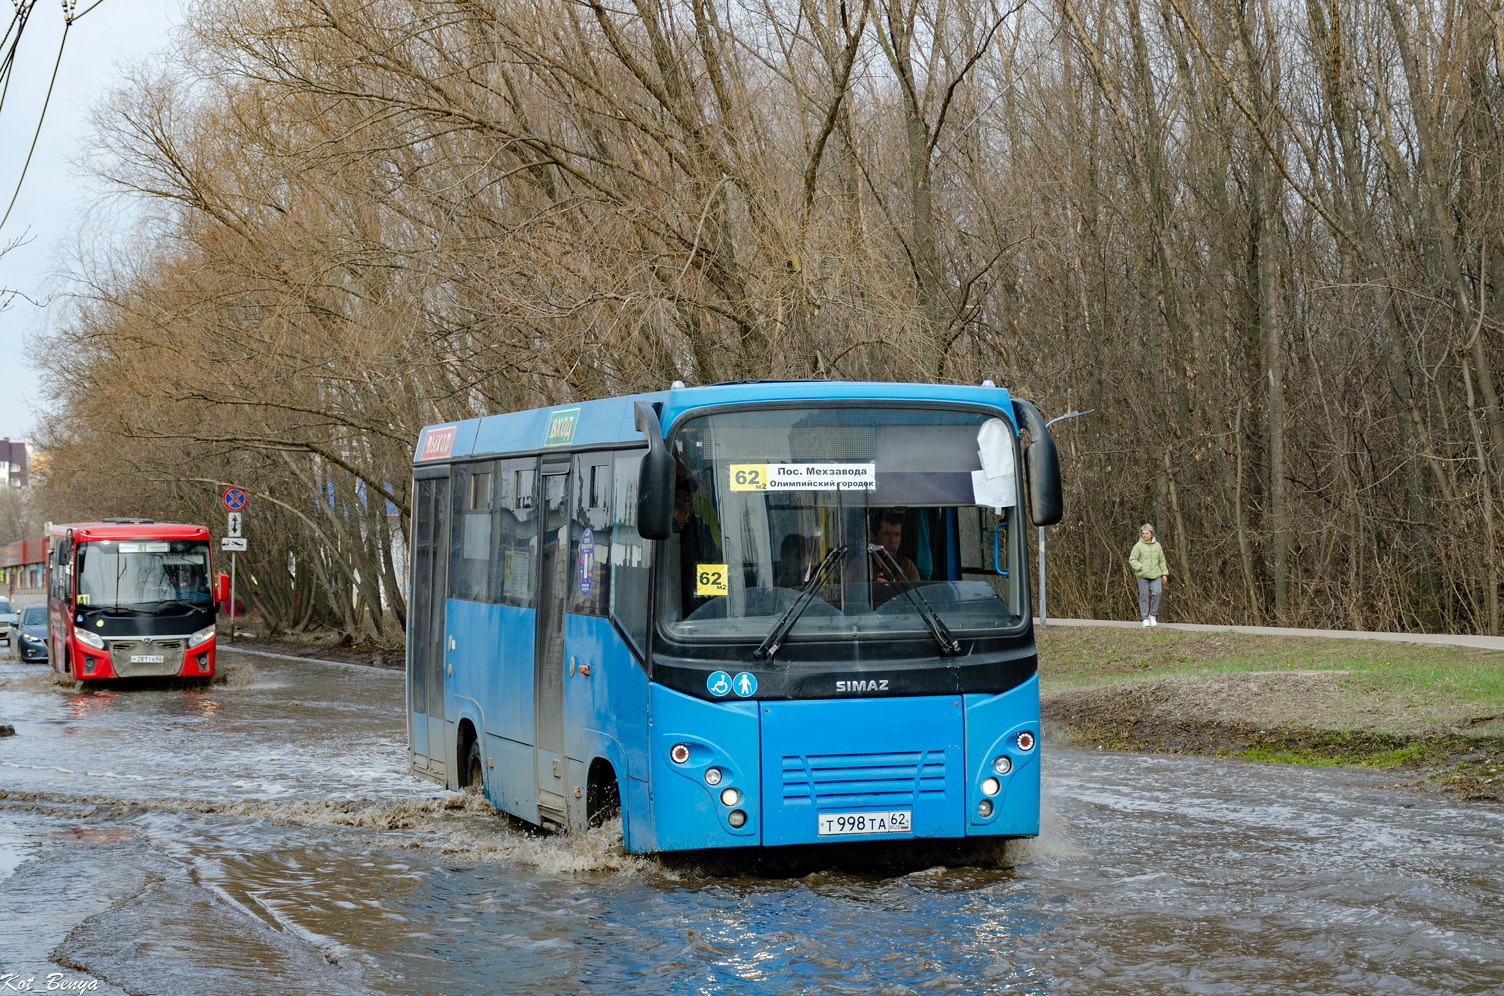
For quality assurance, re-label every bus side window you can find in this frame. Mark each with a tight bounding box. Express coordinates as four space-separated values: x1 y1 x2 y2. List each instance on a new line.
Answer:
611 451 650 659
495 458 539 607
449 461 496 602
568 454 612 616
53 540 69 602
959 506 1009 576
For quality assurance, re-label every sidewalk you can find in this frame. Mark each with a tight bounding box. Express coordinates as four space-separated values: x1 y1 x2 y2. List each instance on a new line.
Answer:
1035 618 1504 652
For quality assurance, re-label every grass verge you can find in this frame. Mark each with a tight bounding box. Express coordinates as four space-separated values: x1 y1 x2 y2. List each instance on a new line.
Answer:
1037 626 1504 802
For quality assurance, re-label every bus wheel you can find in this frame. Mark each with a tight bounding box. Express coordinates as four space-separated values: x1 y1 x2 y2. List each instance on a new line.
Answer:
465 739 484 794
586 759 621 828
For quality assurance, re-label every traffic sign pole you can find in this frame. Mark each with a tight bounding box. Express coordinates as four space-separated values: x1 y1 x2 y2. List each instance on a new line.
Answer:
221 489 249 645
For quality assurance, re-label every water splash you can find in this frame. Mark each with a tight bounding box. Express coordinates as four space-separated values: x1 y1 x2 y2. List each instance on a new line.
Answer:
0 668 75 693
2 787 665 877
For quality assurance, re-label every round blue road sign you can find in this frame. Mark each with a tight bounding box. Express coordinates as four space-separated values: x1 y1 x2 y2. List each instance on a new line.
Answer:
222 488 249 511
706 671 732 696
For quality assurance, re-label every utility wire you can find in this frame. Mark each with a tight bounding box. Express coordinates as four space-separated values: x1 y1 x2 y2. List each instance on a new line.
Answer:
0 0 85 233
0 2 41 120
0 16 68 231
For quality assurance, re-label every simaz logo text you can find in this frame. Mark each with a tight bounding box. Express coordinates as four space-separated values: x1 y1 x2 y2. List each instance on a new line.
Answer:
0 974 101 993
420 425 457 461
835 679 889 693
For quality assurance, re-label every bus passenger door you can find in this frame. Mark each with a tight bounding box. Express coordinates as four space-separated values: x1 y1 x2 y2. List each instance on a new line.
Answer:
534 467 571 826
409 473 451 779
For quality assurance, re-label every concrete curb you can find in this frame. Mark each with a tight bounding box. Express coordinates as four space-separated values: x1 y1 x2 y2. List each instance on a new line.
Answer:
218 645 401 672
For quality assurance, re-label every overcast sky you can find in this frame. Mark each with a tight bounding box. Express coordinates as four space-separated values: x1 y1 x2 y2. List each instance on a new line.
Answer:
0 1 181 444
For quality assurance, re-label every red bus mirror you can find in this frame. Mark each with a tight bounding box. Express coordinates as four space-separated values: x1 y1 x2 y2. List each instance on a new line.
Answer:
215 573 230 604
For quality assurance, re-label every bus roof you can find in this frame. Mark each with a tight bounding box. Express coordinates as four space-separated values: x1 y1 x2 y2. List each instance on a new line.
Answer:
414 380 1019 465
48 522 211 541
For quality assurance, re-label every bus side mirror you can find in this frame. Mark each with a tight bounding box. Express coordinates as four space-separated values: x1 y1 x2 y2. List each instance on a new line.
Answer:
633 401 675 540
215 573 231 604
1011 399 1063 527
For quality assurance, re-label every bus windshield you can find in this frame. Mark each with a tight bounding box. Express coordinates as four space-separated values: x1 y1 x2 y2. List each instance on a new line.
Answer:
76 540 213 611
660 406 1024 643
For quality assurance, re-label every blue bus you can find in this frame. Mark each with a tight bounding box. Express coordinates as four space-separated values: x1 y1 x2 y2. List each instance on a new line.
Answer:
406 381 1062 854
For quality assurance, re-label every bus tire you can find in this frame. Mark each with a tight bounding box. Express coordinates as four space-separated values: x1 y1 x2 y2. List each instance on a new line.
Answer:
586 759 621 828
464 737 484 794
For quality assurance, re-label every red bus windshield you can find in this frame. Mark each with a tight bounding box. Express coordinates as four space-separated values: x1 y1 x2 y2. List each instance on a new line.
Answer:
75 540 213 611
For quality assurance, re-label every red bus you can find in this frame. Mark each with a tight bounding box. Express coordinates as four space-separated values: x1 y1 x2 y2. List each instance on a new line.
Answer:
46 520 229 681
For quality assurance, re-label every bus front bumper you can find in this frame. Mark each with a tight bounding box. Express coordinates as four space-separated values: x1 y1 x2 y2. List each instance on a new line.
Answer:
759 679 1040 846
70 635 216 679
647 678 1040 852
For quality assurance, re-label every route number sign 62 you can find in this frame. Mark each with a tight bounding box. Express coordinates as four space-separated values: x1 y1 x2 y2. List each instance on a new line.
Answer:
696 564 728 597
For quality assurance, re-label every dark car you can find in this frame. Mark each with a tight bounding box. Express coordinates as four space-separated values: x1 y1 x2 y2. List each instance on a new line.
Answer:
12 603 47 663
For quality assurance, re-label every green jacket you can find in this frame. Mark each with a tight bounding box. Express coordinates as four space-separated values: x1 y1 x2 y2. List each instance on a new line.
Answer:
1129 539 1168 580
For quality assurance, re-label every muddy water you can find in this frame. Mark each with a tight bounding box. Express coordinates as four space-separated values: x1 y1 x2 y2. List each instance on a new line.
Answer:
1 651 1501 995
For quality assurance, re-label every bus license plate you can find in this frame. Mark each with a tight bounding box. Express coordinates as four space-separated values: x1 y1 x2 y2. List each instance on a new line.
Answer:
817 811 912 837
130 654 165 663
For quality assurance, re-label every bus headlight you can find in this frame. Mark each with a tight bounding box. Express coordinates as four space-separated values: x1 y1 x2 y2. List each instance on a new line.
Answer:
977 799 993 818
188 624 216 647
719 788 740 807
728 810 747 828
992 755 1013 775
1016 731 1035 752
704 767 723 786
981 777 1000 796
76 630 105 650
670 743 690 764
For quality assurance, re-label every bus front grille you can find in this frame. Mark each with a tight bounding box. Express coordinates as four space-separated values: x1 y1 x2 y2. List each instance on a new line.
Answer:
108 640 186 677
780 751 947 807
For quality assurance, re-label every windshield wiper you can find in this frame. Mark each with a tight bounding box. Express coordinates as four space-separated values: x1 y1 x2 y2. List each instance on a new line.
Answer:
869 544 962 654
755 545 847 660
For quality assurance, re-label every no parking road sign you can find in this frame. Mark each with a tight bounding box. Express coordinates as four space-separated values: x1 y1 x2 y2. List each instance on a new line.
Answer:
222 488 249 511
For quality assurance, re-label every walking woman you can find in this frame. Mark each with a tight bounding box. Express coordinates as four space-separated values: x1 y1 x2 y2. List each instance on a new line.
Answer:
1129 524 1169 626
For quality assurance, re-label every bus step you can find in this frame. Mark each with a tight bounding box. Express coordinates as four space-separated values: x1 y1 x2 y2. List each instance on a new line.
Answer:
538 795 568 831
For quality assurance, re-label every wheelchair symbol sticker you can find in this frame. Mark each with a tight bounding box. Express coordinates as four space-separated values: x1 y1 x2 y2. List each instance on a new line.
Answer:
707 671 732 696
733 672 758 697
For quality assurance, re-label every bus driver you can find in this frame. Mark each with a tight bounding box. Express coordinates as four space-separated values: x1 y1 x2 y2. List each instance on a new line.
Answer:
869 510 920 583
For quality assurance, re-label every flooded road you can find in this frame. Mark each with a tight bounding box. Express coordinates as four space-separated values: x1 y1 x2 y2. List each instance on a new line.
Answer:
2 649 1501 995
